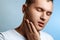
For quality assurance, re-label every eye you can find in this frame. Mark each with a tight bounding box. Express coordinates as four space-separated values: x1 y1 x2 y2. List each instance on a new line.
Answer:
46 12 52 16
36 7 43 12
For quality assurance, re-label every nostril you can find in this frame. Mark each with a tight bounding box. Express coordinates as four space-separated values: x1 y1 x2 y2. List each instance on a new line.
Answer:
40 17 45 21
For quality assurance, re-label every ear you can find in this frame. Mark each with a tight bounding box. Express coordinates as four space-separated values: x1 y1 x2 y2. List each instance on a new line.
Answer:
22 4 27 13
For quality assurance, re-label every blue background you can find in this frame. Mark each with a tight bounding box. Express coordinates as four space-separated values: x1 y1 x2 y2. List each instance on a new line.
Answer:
0 0 60 40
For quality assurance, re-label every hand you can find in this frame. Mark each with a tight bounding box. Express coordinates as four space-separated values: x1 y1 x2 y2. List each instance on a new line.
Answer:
24 19 40 40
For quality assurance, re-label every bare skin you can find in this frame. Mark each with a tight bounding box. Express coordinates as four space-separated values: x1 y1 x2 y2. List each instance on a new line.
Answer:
16 18 40 40
15 0 53 40
24 19 40 40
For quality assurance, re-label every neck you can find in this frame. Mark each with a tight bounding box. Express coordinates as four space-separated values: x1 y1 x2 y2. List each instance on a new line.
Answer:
15 21 26 37
15 19 40 38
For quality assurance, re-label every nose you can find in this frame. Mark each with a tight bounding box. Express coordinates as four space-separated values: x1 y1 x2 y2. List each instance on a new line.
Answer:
40 16 45 21
40 12 46 21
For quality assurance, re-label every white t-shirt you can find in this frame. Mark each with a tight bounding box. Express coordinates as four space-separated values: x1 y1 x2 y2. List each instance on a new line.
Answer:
0 29 54 40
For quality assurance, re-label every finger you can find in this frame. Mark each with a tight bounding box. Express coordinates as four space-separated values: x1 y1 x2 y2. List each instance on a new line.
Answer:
29 22 38 34
24 19 33 33
24 19 29 33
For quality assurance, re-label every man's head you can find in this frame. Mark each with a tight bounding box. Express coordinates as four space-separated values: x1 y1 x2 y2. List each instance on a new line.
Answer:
22 0 53 31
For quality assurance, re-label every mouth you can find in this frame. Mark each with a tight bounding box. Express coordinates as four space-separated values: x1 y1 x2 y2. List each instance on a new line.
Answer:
38 21 44 27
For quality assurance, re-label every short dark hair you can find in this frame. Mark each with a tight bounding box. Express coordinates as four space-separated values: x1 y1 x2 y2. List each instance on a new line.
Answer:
25 0 34 6
25 0 53 6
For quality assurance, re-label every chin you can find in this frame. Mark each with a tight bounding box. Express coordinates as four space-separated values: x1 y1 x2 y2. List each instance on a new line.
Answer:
36 26 44 31
37 28 43 31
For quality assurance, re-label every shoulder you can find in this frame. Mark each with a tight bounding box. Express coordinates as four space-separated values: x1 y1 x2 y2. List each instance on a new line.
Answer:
40 31 54 40
0 32 5 40
0 29 26 40
0 29 15 40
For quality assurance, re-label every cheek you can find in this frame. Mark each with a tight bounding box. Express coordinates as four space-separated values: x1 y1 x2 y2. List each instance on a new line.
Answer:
30 13 41 22
45 17 50 23
30 14 40 24
26 8 40 22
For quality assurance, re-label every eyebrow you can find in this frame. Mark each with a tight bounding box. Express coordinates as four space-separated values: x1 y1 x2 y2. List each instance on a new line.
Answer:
47 0 53 2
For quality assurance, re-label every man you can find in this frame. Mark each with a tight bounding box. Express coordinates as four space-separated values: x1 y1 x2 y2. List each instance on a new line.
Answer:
0 0 54 40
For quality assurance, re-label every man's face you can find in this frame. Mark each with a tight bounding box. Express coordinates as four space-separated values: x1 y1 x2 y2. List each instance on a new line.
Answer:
24 0 53 31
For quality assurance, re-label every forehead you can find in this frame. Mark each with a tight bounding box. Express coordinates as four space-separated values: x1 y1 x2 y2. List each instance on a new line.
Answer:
31 0 53 11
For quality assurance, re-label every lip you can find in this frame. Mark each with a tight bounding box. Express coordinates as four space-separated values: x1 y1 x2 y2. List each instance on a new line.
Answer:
38 21 44 27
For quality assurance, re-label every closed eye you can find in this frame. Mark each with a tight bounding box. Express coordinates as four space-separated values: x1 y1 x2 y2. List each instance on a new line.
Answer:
36 7 44 12
46 11 52 16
